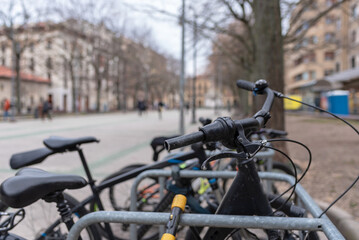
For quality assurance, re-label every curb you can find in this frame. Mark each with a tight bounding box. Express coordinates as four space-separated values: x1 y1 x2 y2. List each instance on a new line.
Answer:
316 200 359 240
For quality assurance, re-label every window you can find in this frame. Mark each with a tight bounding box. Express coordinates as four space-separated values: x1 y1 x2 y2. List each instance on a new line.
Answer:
1 44 5 53
310 71 316 80
310 36 318 44
295 21 309 36
294 73 303 82
302 21 309 31
302 72 309 80
336 18 341 29
324 69 334 76
29 58 35 71
336 62 340 72
302 38 309 47
304 52 316 63
64 40 67 50
325 16 334 24
352 5 357 18
295 57 303 66
325 33 335 43
1 57 5 66
352 30 356 43
351 56 356 68
46 57 52 70
324 51 335 61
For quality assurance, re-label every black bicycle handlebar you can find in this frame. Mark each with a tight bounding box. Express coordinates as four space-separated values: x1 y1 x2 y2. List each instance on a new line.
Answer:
164 132 204 151
236 79 255 91
165 79 277 151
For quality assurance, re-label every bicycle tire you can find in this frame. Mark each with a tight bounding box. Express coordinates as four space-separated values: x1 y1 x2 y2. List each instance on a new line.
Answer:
104 164 147 211
9 192 100 240
98 164 161 240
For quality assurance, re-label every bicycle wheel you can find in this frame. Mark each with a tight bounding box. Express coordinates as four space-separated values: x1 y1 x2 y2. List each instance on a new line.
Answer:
8 193 100 240
99 164 163 240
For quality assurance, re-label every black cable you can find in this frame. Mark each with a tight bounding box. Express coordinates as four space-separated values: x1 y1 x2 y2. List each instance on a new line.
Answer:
319 175 359 218
260 145 298 214
281 95 359 218
265 139 312 204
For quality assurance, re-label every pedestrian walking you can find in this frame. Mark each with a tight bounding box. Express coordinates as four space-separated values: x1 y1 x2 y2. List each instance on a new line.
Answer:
3 98 10 121
158 101 164 120
137 100 146 116
42 97 52 121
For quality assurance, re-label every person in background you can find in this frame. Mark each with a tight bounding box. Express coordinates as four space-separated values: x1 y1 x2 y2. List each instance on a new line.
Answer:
158 100 164 120
3 98 10 121
42 96 52 120
137 100 146 116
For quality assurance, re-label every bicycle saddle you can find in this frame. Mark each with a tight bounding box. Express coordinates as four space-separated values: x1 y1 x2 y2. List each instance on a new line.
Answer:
0 168 87 208
10 148 55 170
150 135 179 161
43 136 99 152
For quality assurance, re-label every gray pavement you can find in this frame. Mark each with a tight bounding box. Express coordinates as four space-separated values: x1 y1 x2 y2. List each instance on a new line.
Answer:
0 109 222 181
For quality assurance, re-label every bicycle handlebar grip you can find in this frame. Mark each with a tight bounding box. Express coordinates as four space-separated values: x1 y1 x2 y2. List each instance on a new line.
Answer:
161 234 176 240
164 132 204 151
236 79 255 91
171 194 187 211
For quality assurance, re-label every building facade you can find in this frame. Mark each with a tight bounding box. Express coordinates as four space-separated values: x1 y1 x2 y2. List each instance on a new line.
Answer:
285 0 344 98
285 0 359 113
0 20 179 114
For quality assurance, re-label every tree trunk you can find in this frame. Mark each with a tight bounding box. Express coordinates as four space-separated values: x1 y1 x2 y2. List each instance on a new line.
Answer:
69 62 76 113
15 53 21 114
96 74 101 112
116 61 121 110
122 60 127 111
252 0 287 161
252 0 284 131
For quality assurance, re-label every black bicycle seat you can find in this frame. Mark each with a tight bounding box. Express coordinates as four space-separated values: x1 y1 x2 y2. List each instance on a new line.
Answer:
10 148 55 170
265 129 288 138
0 168 87 208
43 136 99 152
150 135 179 161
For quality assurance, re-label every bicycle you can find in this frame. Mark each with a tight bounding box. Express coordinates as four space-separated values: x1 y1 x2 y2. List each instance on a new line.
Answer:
4 134 217 239
164 79 319 239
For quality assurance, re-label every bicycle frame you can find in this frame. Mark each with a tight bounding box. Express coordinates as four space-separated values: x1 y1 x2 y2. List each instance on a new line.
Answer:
203 158 278 239
36 146 208 240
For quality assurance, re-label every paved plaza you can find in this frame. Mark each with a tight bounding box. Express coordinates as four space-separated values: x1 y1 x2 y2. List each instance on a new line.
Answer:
0 109 223 181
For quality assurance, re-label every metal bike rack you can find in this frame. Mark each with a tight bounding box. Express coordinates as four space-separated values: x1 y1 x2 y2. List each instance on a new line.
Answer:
67 171 344 240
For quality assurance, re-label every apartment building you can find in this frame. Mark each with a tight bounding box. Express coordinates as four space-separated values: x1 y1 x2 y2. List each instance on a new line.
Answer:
185 74 235 109
285 0 359 113
285 0 344 100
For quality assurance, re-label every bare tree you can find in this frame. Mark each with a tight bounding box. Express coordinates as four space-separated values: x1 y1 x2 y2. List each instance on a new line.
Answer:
0 0 48 114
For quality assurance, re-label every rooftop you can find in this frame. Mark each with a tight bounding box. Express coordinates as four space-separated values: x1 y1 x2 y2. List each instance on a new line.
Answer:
0 66 50 83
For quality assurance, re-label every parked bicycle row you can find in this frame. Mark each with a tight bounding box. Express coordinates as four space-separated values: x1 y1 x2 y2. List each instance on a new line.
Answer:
0 79 357 240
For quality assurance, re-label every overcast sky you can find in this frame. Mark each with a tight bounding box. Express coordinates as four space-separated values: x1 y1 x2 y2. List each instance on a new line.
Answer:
119 0 211 75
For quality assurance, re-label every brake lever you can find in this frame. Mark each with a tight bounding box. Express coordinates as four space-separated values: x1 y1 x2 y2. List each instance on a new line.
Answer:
234 122 262 155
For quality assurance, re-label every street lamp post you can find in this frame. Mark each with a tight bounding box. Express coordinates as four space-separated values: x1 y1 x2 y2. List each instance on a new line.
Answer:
179 0 186 135
10 19 16 120
191 14 197 124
